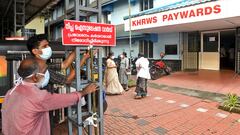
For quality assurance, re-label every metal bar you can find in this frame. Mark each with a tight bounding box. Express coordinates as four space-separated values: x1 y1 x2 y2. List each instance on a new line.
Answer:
75 0 82 133
78 6 99 13
6 18 9 37
75 0 80 21
128 0 132 72
65 51 73 135
1 19 3 40
90 47 98 135
16 13 24 15
64 0 69 19
16 0 25 3
87 57 93 135
16 25 24 27
98 48 104 135
68 117 83 127
48 11 51 41
97 1 103 134
7 51 66 54
25 0 34 8
76 47 83 135
3 0 13 17
14 0 16 35
22 0 25 37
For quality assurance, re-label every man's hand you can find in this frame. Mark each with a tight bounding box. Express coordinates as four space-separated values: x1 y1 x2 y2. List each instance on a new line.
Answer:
80 83 98 96
83 49 98 59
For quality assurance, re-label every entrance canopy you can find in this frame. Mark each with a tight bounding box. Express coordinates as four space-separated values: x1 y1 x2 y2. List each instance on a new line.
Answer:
124 0 240 33
0 0 61 32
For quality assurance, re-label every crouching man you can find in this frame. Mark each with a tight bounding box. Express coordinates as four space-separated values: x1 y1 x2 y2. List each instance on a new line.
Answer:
1 58 97 135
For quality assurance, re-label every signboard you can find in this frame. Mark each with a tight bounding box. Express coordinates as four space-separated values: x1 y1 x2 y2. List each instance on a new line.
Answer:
125 0 240 31
62 20 116 46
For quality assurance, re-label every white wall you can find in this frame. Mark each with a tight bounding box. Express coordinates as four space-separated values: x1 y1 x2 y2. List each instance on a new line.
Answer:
25 16 45 35
111 39 139 58
111 0 140 25
154 0 183 8
154 32 181 60
112 32 181 60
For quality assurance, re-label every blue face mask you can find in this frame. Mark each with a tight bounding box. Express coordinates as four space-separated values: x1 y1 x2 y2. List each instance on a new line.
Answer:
37 70 50 88
39 47 52 60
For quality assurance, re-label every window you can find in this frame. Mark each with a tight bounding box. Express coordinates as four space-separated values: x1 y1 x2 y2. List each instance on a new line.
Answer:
89 0 96 4
140 0 154 11
102 12 111 24
139 40 153 58
203 33 219 52
188 32 200 52
80 0 86 6
23 29 36 39
165 44 178 55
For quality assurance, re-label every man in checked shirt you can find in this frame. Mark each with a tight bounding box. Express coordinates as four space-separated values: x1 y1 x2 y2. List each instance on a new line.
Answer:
2 58 98 135
26 34 94 134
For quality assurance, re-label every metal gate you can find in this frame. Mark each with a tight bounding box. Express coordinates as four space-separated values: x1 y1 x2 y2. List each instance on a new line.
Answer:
182 32 200 71
236 27 240 74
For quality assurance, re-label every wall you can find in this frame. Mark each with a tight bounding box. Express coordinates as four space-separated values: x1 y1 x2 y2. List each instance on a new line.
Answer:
111 0 140 25
25 16 45 34
111 39 139 58
154 32 181 60
16 16 45 36
154 0 183 8
112 32 182 60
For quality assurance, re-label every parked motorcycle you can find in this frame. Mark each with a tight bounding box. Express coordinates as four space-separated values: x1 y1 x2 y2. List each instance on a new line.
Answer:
130 57 138 75
149 52 171 80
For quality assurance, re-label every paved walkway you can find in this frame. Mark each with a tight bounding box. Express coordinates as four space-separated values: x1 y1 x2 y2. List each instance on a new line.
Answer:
53 70 240 135
150 70 240 95
104 87 240 135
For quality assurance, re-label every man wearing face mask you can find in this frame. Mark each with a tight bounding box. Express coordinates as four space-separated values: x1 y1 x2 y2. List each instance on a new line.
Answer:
26 34 90 89
26 34 91 134
1 58 97 135
119 52 129 91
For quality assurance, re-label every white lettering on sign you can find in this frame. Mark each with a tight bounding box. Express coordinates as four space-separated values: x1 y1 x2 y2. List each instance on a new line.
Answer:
65 22 74 32
102 27 113 32
62 20 116 46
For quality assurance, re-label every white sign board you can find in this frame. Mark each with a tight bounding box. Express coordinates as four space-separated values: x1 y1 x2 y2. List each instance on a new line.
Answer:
124 0 240 31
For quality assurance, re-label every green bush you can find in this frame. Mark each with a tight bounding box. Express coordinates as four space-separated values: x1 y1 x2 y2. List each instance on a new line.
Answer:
223 93 240 111
128 79 136 87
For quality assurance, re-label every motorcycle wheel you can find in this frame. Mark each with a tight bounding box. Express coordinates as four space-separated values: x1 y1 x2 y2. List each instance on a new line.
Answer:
164 67 171 75
150 66 162 80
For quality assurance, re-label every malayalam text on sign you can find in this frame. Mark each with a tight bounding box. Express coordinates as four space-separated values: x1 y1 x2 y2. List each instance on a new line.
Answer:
62 20 116 46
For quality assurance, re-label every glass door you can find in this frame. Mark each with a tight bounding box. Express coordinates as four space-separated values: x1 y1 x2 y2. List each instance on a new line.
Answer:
200 31 220 70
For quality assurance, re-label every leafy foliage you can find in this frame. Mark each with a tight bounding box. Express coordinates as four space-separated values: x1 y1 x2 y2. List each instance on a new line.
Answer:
128 79 136 87
223 93 240 111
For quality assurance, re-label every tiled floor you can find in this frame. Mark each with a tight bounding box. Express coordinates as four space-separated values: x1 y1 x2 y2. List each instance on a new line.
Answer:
150 70 240 95
53 70 240 134
102 87 240 135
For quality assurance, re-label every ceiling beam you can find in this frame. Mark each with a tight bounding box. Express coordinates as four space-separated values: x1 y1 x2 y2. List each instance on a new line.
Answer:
25 0 34 7
25 0 55 24
3 0 13 17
